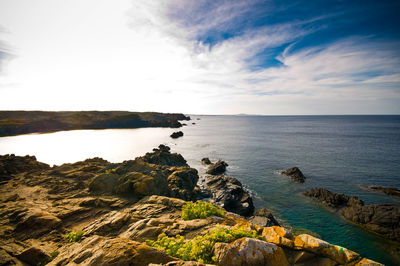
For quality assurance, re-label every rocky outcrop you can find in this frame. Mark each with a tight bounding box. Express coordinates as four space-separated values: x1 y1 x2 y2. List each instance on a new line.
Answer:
280 167 306 183
205 175 254 217
0 154 50 181
201 158 212 165
304 188 400 242
206 160 228 175
170 131 184 139
141 145 188 167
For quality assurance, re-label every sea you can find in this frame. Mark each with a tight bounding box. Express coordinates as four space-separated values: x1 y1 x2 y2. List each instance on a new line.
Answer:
1 115 400 265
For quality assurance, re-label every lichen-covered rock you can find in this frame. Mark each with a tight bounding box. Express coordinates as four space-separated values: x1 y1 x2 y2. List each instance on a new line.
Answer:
213 237 288 266
354 258 384 265
167 168 199 201
262 226 294 248
15 211 62 238
206 160 228 175
206 175 254 216
294 234 360 264
49 235 176 266
280 167 306 183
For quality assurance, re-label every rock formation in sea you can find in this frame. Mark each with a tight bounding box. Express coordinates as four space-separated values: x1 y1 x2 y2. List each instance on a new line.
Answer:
0 149 383 265
206 160 228 175
170 131 184 139
280 167 306 183
304 187 400 242
363 185 400 198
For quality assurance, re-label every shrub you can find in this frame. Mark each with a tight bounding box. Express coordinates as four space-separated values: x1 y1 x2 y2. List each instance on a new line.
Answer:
181 201 225 220
65 230 84 242
146 226 261 263
105 168 116 174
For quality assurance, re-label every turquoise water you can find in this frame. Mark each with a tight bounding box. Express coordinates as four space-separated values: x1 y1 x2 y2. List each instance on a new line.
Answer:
171 115 400 265
1 115 399 264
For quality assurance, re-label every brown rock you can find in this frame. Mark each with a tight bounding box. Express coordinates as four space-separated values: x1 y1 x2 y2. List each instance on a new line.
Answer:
213 237 288 266
280 167 306 183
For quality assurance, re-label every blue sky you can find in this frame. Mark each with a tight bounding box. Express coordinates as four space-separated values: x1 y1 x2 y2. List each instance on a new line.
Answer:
0 0 399 114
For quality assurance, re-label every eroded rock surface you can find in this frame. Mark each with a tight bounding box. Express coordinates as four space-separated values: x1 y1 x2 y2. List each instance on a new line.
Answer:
206 160 228 175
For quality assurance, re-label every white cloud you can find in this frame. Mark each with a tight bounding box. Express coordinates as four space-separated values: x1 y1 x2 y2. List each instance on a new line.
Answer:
0 0 399 114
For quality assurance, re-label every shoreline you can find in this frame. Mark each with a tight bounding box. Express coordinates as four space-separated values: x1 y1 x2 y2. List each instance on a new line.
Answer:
0 146 387 265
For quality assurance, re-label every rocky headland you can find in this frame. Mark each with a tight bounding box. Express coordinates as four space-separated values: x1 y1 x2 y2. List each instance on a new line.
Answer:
0 148 383 265
0 111 190 137
303 188 400 242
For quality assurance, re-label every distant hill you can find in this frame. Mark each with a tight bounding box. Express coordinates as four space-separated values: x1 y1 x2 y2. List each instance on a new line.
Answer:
0 111 190 137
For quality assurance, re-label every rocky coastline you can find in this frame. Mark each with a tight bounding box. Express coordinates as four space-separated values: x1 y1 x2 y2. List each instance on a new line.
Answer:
0 147 385 265
0 111 190 137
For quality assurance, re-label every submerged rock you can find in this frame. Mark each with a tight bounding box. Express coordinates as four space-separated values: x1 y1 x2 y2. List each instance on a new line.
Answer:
206 160 228 175
280 167 306 183
206 175 254 216
170 131 184 139
304 187 400 242
365 186 400 198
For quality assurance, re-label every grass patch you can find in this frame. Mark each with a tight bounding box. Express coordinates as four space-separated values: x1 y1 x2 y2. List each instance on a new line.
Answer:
146 226 261 263
65 230 84 242
181 201 225 220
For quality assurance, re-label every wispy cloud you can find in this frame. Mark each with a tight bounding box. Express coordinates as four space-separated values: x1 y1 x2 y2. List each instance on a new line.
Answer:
0 0 399 114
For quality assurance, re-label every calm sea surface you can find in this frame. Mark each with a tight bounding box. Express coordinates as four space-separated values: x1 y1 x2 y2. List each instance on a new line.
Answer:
1 115 400 265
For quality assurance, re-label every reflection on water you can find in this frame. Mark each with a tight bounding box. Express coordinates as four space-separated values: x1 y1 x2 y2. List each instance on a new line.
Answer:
0 128 178 165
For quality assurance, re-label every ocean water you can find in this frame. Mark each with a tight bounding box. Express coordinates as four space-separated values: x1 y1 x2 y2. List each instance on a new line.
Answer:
1 115 400 265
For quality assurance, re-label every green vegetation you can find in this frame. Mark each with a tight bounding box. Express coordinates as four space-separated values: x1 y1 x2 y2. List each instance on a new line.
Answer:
105 168 116 174
146 226 262 263
65 230 84 242
181 201 226 220
51 202 58 207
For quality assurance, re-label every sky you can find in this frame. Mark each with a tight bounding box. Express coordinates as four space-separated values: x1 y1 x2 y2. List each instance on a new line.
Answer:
0 0 399 115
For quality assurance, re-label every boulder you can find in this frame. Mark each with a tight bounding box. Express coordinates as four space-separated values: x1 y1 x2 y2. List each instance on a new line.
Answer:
213 237 288 266
201 158 212 165
206 175 254 217
170 131 184 139
262 226 294 248
167 168 199 201
206 160 228 175
248 208 280 227
280 167 306 183
50 235 176 266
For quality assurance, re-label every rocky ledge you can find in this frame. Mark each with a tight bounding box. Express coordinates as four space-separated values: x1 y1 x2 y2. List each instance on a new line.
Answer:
304 188 400 242
363 186 400 198
0 149 382 265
